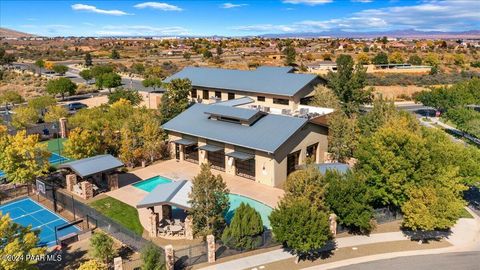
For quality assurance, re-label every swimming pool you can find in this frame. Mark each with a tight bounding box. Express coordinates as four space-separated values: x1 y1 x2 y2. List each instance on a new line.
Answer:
133 176 273 228
133 175 173 192
0 198 81 247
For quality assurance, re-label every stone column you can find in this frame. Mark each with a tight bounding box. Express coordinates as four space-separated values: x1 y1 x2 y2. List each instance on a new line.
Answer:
161 205 172 221
329 213 337 236
113 257 123 270
224 144 235 175
65 174 77 192
165 244 175 270
149 211 159 238
107 174 119 190
179 145 185 161
59 117 68 138
184 215 193 240
80 181 93 200
207 234 215 263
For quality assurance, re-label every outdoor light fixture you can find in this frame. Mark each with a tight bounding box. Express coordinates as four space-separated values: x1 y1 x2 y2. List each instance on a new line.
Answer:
262 163 267 175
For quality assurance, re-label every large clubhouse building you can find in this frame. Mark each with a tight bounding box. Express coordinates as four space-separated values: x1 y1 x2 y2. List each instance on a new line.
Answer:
164 66 324 112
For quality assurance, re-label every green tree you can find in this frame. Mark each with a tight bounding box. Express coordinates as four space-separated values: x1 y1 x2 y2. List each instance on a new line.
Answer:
327 111 359 162
0 214 46 270
52 64 68 75
159 78 191 124
89 232 115 264
221 203 264 250
0 48 15 65
97 72 122 91
269 197 332 260
44 105 68 123
46 77 77 100
309 85 341 110
408 54 422 65
327 54 372 115
0 90 24 110
91 64 114 78
372 52 388 65
28 95 56 116
142 77 163 92
79 69 93 83
388 51 404 64
216 45 223 56
84 52 93 67
356 52 370 65
34 59 45 74
325 171 374 233
63 128 103 159
12 106 40 129
0 131 50 183
78 259 107 270
183 51 191 60
424 52 440 67
283 163 326 208
131 63 145 75
110 49 120 59
203 50 213 59
140 243 164 270
188 163 230 237
283 45 296 66
358 98 397 137
108 88 142 106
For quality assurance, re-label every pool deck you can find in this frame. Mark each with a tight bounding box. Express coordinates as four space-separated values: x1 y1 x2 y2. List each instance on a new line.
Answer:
106 159 285 236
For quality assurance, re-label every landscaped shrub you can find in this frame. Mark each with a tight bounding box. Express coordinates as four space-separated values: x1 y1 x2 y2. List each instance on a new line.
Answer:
89 231 115 264
141 243 164 270
221 202 264 250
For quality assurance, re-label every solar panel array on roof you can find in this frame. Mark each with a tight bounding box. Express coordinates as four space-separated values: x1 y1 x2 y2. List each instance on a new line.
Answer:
164 66 318 97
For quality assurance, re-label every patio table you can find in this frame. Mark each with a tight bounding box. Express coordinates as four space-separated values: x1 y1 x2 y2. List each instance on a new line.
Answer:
170 225 183 234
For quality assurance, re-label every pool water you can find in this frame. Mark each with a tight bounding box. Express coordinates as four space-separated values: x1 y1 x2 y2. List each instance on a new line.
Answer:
133 176 173 192
132 176 273 228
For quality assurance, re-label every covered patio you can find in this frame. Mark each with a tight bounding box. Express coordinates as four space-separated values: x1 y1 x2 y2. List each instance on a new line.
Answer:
136 180 194 240
59 155 124 200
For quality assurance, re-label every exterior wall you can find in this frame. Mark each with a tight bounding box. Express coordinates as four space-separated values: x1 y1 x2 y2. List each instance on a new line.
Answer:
254 151 276 187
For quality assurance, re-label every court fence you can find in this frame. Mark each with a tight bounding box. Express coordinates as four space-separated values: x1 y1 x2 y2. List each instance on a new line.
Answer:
0 184 31 205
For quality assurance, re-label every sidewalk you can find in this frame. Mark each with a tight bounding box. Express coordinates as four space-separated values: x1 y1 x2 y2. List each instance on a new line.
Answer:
199 208 480 270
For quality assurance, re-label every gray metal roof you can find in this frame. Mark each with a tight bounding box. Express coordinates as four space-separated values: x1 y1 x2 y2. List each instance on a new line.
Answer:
173 138 196 146
163 103 308 154
198 144 223 152
59 155 124 178
164 66 318 97
215 97 254 107
204 105 262 122
226 151 255 161
136 180 192 210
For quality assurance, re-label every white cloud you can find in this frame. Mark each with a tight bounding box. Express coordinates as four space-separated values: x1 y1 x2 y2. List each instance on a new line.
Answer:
134 2 183 11
96 25 189 36
236 0 480 33
283 0 333 5
351 0 373 3
221 3 248 9
71 4 130 16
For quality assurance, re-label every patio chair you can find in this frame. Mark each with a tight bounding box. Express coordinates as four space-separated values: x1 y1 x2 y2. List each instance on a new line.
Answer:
158 226 166 236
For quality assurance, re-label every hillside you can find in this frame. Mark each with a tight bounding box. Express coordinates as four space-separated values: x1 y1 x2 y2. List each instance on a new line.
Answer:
0 27 37 38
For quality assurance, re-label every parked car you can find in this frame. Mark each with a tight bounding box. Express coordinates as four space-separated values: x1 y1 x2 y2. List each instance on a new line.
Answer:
65 102 88 112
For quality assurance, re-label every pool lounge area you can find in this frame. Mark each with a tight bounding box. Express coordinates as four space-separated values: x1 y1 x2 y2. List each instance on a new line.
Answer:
133 175 273 228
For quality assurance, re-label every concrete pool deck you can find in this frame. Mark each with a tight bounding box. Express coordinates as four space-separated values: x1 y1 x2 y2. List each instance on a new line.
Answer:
106 159 285 236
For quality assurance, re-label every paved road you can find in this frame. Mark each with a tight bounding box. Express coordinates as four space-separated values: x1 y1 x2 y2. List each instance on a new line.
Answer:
332 252 480 270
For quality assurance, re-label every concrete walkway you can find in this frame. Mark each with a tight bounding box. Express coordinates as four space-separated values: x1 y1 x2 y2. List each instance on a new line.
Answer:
199 208 480 270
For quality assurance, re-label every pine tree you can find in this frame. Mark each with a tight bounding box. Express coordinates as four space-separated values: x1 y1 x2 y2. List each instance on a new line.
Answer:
221 203 264 250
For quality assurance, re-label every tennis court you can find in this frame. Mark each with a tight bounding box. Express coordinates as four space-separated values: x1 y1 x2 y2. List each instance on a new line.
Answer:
0 152 69 179
0 197 80 247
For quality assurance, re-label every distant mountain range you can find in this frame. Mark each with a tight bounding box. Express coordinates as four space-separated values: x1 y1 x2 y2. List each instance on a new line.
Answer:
1 27 479 39
260 29 480 39
0 27 37 38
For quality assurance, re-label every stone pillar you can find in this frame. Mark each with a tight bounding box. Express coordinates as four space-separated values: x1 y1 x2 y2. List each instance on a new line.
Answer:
107 174 119 190
179 145 185 161
165 244 175 270
81 181 93 200
224 144 235 175
113 257 123 270
65 174 77 192
59 117 68 138
329 213 337 236
184 215 193 240
198 138 208 165
161 205 172 221
207 234 215 263
149 211 159 238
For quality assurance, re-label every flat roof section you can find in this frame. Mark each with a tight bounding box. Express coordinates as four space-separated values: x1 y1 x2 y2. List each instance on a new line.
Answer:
173 138 196 146
204 105 263 122
198 144 224 152
226 151 255 161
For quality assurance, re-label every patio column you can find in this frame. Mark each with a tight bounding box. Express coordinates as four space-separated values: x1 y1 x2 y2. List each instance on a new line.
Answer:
165 244 175 270
81 181 93 200
107 173 119 190
66 174 77 192
59 117 68 138
113 257 123 270
225 144 235 175
149 210 159 238
184 215 193 240
207 234 216 263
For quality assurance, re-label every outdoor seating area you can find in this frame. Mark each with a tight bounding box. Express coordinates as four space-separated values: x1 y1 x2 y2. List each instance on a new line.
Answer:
158 218 186 238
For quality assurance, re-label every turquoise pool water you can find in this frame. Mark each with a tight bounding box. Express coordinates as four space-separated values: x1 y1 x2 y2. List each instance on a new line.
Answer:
132 176 273 228
133 176 173 192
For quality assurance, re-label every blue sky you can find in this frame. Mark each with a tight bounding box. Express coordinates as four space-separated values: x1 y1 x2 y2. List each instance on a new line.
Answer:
1 1 479 36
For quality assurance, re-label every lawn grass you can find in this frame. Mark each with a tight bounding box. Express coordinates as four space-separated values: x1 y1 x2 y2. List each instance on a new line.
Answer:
459 208 473 219
89 196 144 235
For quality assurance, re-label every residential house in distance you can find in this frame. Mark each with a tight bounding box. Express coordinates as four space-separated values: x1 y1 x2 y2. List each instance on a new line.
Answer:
164 66 324 111
162 102 331 188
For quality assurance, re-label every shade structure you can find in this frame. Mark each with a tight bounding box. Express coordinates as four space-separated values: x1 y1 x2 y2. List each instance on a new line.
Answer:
173 138 196 146
58 155 124 178
136 180 192 210
198 144 223 152
226 151 254 161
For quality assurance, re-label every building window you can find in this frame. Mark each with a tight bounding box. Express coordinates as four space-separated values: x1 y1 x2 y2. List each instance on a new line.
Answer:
191 89 197 98
228 92 235 100
306 143 318 162
273 98 289 105
257 96 265 102
215 91 222 99
287 150 300 175
236 159 255 180
208 151 225 171
203 90 209 100
184 144 199 164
